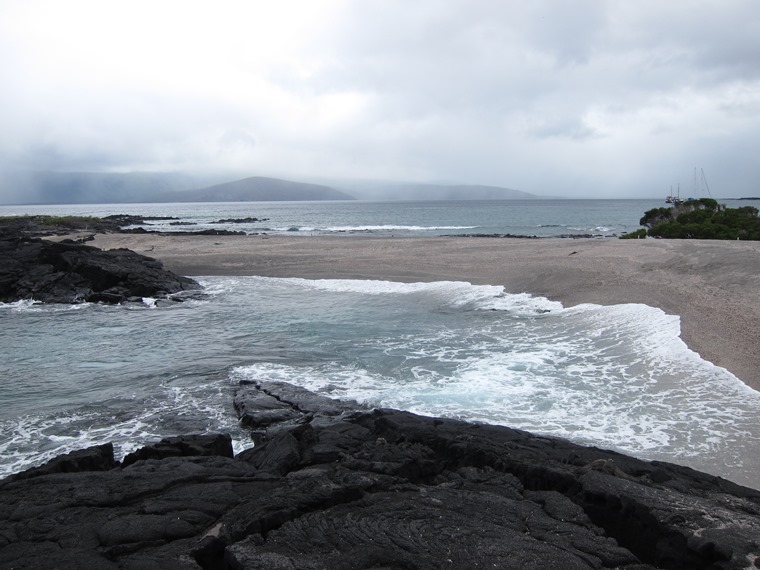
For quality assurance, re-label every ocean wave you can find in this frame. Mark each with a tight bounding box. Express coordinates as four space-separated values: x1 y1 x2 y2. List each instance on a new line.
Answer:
537 223 615 233
255 278 563 317
0 375 253 478
225 276 760 485
232 308 758 465
271 224 477 233
566 225 614 233
6 274 760 488
281 278 496 297
0 299 39 311
0 299 92 313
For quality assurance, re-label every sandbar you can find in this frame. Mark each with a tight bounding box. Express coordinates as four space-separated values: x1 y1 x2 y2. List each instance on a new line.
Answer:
85 233 760 391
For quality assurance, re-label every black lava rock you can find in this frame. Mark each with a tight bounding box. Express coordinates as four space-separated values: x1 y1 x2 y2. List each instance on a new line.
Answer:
0 236 200 304
2 383 760 569
122 433 234 466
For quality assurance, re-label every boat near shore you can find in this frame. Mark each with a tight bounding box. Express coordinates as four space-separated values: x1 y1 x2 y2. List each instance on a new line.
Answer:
666 168 712 205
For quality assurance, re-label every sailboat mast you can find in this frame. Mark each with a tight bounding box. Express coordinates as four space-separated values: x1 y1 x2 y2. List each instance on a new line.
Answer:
701 168 713 198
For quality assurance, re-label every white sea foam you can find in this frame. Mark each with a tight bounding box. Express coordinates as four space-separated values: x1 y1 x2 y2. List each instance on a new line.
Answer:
228 277 760 486
0 299 92 313
566 225 614 233
0 374 253 477
323 225 477 232
284 277 495 297
476 291 565 315
0 299 39 311
271 225 477 233
5 274 760 488
233 333 758 464
265 278 563 316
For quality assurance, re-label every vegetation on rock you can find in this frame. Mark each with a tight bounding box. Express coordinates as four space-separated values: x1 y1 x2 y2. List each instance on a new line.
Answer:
35 215 103 227
622 198 760 240
0 215 128 237
619 228 647 239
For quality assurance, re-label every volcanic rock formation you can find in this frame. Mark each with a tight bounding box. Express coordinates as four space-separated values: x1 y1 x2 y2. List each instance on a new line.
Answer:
1 381 759 569
0 236 199 304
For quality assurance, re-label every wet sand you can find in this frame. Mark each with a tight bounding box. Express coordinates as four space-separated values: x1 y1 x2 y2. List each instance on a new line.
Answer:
85 233 760 391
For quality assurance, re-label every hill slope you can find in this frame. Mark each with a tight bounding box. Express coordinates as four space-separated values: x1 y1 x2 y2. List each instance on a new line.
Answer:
335 181 540 201
0 171 536 204
0 171 226 205
161 176 355 202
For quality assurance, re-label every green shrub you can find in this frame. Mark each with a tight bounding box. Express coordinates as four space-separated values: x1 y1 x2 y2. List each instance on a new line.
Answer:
643 203 760 240
640 207 673 227
620 228 647 239
35 215 102 227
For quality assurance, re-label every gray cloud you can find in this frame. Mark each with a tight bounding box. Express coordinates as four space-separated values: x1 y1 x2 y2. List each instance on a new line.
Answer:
0 0 758 199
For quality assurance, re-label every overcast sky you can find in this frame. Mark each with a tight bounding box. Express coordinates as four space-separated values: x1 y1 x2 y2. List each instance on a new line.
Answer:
1 0 759 198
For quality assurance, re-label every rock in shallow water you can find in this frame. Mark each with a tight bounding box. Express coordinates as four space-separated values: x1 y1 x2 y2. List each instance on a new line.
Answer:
1 383 759 569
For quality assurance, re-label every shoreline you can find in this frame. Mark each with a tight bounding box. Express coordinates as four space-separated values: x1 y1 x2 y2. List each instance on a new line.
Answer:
82 233 760 391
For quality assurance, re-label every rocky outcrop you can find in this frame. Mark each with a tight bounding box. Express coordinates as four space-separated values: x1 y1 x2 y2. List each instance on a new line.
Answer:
211 217 270 224
3 443 118 482
0 214 177 238
1 382 759 569
121 433 234 467
0 236 200 304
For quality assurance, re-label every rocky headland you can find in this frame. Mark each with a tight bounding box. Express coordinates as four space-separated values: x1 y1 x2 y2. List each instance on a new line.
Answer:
0 232 199 304
0 214 259 239
1 380 759 569
0 214 206 304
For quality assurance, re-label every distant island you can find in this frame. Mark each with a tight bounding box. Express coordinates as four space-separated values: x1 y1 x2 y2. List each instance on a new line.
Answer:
153 176 354 202
0 171 541 205
330 180 539 201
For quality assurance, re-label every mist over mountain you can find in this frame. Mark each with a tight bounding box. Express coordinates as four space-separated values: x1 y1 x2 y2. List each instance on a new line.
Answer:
335 181 541 201
157 176 354 202
0 171 227 205
0 171 541 205
0 172 352 205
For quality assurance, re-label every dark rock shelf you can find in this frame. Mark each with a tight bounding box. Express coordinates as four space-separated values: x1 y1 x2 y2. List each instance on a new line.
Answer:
0 236 200 304
2 381 759 569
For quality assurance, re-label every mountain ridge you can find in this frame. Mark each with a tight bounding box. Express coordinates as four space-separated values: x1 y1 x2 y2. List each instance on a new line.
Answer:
0 171 541 204
156 176 355 202
332 180 540 201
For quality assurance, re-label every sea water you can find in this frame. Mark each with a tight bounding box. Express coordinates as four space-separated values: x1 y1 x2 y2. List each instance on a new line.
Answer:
2 276 760 489
0 198 671 237
3 198 758 237
2 199 760 489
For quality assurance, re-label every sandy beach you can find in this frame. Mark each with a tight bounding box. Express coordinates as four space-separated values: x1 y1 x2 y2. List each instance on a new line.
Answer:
85 233 760 391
